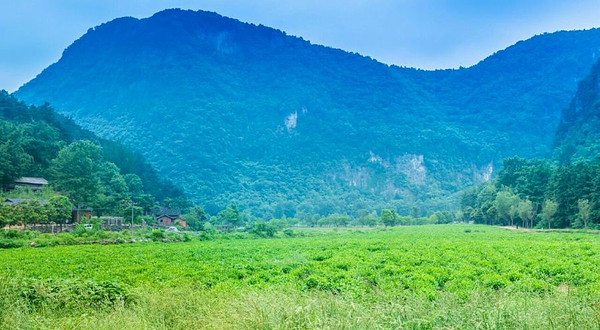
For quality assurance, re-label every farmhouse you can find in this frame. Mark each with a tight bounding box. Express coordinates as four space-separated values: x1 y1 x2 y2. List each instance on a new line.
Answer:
153 207 186 227
72 206 93 223
13 177 49 191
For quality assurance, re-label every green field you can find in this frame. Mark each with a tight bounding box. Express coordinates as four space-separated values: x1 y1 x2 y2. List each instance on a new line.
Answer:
0 225 598 329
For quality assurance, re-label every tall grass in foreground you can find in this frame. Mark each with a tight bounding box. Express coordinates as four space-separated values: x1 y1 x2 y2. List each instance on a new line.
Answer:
1 285 598 330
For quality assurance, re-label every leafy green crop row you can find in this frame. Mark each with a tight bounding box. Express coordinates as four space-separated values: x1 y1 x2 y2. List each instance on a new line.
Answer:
0 225 598 329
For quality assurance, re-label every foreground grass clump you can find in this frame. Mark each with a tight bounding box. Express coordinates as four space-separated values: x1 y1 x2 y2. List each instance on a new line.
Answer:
0 225 598 329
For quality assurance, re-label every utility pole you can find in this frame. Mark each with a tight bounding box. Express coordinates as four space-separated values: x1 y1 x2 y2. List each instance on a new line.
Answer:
130 201 136 235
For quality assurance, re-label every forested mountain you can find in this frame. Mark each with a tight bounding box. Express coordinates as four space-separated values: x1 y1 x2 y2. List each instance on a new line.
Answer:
0 91 184 211
14 9 600 218
554 59 600 163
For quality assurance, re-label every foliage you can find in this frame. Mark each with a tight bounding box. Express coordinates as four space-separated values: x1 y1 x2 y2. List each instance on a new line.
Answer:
0 225 597 329
15 9 600 218
0 196 73 227
182 206 209 231
380 209 396 227
0 92 187 221
555 59 600 163
461 156 600 229
49 140 103 207
542 200 558 229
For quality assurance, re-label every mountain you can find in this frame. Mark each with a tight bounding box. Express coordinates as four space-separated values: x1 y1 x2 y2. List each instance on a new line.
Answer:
14 9 600 218
554 59 600 163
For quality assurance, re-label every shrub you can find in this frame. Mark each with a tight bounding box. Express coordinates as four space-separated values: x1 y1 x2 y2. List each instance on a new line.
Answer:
0 239 24 249
150 229 166 241
17 278 133 310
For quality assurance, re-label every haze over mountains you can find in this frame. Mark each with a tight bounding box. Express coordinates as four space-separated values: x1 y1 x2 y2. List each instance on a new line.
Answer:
14 9 600 217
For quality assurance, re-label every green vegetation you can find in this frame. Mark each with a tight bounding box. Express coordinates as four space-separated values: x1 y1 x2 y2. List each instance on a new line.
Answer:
0 226 198 249
15 9 600 217
0 195 71 227
555 58 600 163
0 91 186 220
460 156 600 229
0 225 597 329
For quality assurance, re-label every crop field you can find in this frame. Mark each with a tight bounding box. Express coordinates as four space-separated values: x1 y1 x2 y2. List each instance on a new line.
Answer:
0 225 598 329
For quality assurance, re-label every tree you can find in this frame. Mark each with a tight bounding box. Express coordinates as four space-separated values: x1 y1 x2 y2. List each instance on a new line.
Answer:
184 206 209 231
518 199 535 228
576 199 591 228
411 206 420 219
381 209 396 227
123 174 144 197
217 205 243 228
21 200 46 225
322 214 350 227
0 123 33 190
542 200 558 229
45 195 72 224
495 189 520 226
357 211 379 227
455 210 464 223
0 204 14 227
49 140 102 209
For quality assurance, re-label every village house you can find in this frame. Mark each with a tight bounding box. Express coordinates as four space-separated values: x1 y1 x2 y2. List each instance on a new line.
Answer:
13 177 49 191
153 207 186 227
71 206 93 223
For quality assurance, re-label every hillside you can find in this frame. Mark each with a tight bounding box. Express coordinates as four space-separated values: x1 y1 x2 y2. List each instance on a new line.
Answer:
14 9 600 217
0 91 184 210
554 59 600 163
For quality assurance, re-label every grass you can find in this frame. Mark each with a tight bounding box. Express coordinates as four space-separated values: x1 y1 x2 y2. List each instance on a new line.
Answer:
0 225 598 329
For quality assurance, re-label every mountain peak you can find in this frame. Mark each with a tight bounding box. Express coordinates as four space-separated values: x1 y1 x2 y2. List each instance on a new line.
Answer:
14 10 600 216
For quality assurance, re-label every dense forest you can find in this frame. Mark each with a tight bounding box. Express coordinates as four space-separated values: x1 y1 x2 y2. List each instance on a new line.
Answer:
0 91 186 224
555 59 600 163
459 157 600 229
14 9 600 219
461 58 600 229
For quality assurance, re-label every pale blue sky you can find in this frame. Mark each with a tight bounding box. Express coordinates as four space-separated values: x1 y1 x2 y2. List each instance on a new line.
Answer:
2 0 600 91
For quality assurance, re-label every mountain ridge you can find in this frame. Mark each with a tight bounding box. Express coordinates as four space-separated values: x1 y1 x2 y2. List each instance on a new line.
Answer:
14 8 600 217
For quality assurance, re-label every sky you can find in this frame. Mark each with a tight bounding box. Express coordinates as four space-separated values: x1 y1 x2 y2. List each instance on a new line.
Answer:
1 0 600 92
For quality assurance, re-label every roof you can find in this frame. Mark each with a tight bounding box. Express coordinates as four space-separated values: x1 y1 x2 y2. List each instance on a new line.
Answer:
4 198 49 205
14 177 49 185
72 206 93 211
153 207 181 218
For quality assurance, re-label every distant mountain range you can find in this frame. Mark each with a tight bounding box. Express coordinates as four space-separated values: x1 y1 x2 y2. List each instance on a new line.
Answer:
14 9 600 217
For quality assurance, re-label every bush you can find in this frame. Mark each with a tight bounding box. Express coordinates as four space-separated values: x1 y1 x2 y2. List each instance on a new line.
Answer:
0 239 25 249
1 229 39 240
17 278 133 310
150 229 166 241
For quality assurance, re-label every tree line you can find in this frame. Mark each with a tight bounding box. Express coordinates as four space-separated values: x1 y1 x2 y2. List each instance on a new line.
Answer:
460 157 599 229
182 204 456 232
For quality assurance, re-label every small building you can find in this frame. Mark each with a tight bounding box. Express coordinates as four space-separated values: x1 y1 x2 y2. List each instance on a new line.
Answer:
153 208 185 227
101 216 124 227
13 177 49 191
72 206 93 223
